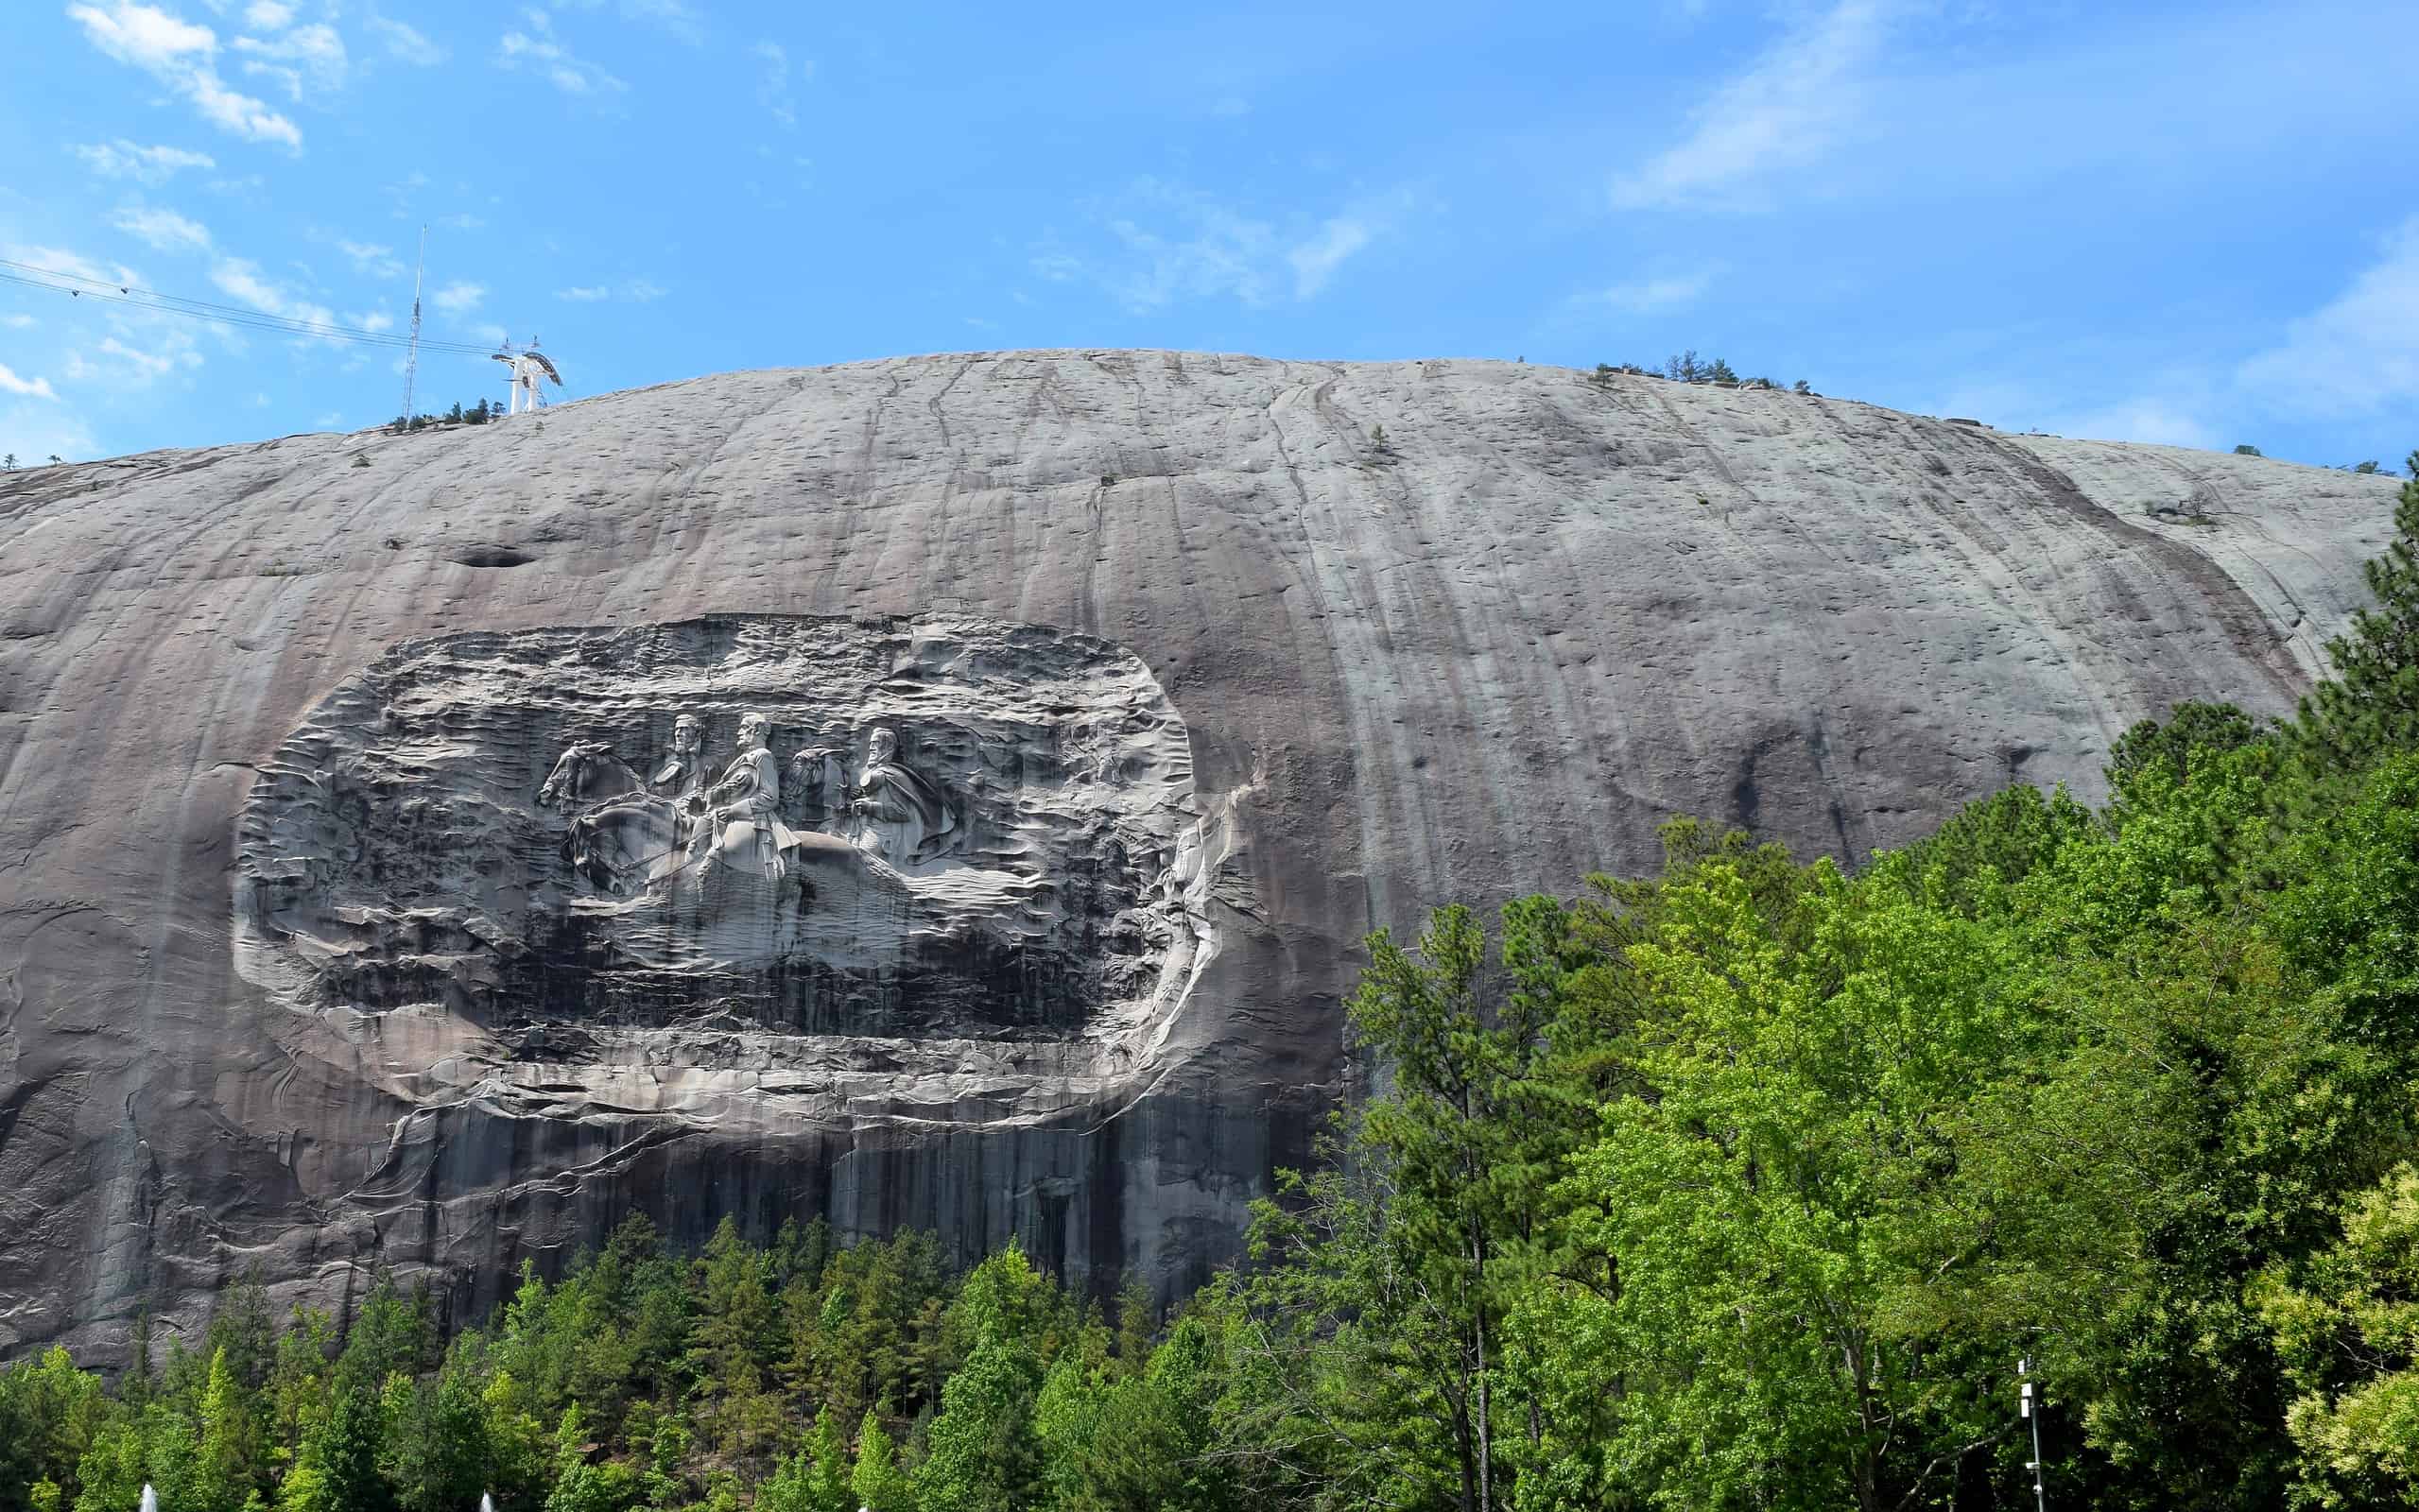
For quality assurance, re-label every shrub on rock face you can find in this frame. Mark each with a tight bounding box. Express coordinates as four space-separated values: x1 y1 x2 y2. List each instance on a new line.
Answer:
2236 443 2263 455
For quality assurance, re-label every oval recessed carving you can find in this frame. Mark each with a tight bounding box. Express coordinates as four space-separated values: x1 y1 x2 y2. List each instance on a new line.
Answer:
233 614 1223 1117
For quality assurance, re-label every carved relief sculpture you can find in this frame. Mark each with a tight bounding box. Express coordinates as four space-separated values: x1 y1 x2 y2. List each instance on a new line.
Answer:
233 615 1229 1090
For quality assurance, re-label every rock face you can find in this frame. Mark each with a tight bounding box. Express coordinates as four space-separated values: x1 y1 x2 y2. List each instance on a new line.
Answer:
0 352 2396 1359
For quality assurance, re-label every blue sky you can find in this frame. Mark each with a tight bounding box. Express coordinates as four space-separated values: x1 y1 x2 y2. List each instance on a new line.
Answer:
1 0 2413 471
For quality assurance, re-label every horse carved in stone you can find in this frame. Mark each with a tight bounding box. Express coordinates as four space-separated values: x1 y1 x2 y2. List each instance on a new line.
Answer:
539 743 683 895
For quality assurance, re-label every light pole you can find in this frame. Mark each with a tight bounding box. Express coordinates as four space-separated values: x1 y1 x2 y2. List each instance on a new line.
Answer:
2018 1357 2048 1511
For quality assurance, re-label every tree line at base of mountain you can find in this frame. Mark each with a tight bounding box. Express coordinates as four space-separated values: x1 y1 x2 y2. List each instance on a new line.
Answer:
7 454 2419 1511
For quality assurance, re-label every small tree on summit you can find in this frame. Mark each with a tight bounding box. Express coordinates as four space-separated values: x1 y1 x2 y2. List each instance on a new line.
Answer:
2235 443 2263 455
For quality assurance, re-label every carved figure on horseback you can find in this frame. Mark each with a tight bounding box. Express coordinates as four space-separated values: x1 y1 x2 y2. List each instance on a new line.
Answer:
539 713 709 894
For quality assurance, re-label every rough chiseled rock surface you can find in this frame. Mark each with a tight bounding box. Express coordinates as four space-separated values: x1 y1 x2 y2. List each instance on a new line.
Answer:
0 351 2395 1359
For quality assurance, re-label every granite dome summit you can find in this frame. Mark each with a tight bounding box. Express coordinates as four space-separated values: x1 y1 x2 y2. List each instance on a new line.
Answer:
0 351 2396 1359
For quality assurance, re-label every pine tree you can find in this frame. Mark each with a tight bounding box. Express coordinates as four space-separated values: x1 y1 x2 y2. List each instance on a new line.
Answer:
388 1367 484 1512
126 1311 155 1409
1112 1278 1155 1378
2295 453 2419 774
194 1348 258 1512
305 1383 390 1512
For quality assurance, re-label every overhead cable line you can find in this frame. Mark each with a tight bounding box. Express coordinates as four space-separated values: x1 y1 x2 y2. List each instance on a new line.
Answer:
0 259 500 355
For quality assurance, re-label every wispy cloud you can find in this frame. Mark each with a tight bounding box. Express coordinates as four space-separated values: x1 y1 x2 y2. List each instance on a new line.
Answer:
67 1 303 149
6 243 142 288
210 257 337 333
72 139 216 183
365 13 445 65
1916 215 2419 453
432 281 486 315
110 202 214 253
753 40 798 129
1611 0 1897 211
337 238 406 279
497 11 625 95
1572 268 1717 316
233 20 348 100
1041 179 1411 313
1288 216 1370 300
555 278 665 302
242 1 292 29
61 327 205 390
0 364 60 401
559 0 704 44
2236 214 2419 420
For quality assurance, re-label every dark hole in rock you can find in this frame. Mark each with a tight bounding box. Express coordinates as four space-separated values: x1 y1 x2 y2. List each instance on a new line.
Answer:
447 543 536 568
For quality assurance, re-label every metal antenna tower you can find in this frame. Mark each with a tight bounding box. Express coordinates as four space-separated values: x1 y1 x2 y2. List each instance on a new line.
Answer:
398 224 427 423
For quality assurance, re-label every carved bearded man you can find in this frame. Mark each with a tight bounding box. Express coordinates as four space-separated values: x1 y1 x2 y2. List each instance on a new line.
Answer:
849 726 957 865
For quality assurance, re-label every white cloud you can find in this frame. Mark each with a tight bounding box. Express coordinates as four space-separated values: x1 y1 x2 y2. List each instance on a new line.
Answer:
72 139 216 183
66 0 212 71
241 0 291 28
1043 180 1411 312
497 12 625 95
210 257 337 334
1612 0 1897 211
0 315 34 330
1574 268 1716 316
559 0 703 44
471 321 508 347
753 39 797 129
62 332 203 388
623 0 702 43
337 238 406 279
5 243 142 288
67 1 303 149
366 13 444 64
346 310 394 333
1096 185 1280 310
2237 215 2419 420
110 202 213 252
555 278 664 302
1288 216 1370 300
233 21 347 98
0 365 59 401
432 281 485 315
